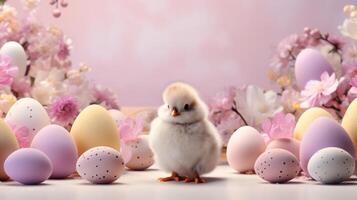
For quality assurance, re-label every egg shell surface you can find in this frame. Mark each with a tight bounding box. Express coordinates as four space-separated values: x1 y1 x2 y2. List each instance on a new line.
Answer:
227 126 266 173
308 147 355 184
31 124 78 178
294 48 333 89
71 105 120 155
294 107 333 141
300 117 355 175
254 149 300 183
5 98 50 147
266 138 300 160
123 135 154 170
0 41 27 77
342 99 357 154
4 148 52 185
0 118 19 181
76 146 125 184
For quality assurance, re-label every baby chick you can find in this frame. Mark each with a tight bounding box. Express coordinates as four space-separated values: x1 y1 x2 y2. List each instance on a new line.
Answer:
149 82 222 183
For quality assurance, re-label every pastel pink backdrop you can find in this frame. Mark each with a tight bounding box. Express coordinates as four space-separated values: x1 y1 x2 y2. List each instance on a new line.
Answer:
8 0 355 106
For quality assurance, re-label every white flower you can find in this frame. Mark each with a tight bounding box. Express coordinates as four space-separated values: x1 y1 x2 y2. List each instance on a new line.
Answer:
339 5 357 40
31 80 57 105
236 85 282 126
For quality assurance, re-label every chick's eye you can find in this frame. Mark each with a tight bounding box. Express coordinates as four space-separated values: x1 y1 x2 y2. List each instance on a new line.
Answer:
167 104 170 109
184 104 190 111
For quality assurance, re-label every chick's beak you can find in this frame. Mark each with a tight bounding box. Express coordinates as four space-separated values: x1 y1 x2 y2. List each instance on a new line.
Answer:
171 107 180 117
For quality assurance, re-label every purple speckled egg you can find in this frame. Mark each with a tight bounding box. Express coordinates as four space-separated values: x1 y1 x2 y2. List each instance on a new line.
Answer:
266 138 300 160
254 149 300 183
31 125 78 178
295 48 333 89
4 148 52 185
76 146 125 184
227 126 266 173
300 117 355 176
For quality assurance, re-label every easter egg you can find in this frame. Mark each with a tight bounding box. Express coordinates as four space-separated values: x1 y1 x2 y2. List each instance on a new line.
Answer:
0 118 19 181
308 147 355 184
0 41 27 77
5 98 50 147
108 109 126 127
227 126 266 173
71 105 120 155
342 99 357 153
76 146 125 184
4 148 52 185
266 138 300 160
293 107 333 140
122 135 154 170
300 117 355 175
294 48 333 89
254 149 300 183
31 125 78 178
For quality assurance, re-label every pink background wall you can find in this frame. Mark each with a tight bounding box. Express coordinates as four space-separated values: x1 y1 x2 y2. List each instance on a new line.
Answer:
8 0 355 106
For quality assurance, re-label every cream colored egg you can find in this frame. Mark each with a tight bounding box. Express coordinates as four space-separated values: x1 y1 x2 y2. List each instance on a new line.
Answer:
0 41 27 77
293 107 333 140
71 105 120 155
342 99 357 152
0 118 19 181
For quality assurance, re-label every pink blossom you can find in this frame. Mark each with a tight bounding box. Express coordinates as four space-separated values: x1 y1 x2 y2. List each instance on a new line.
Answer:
48 96 79 126
216 115 243 145
209 86 236 111
57 39 71 60
119 116 145 142
6 121 31 148
261 112 296 141
0 54 18 88
92 85 120 110
11 77 31 97
300 72 339 108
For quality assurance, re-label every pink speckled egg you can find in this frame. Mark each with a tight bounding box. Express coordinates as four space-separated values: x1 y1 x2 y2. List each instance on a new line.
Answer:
76 146 125 184
300 117 355 176
227 126 266 173
121 135 154 170
294 48 333 89
254 149 300 183
108 109 126 126
4 148 53 185
31 125 78 179
266 138 300 160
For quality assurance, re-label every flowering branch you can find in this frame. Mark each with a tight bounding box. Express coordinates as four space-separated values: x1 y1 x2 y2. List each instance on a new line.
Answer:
232 100 248 126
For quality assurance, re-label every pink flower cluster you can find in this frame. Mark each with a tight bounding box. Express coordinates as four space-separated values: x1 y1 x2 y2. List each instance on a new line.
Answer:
0 4 120 126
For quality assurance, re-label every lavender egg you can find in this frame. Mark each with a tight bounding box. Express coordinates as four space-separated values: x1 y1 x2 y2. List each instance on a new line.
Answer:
31 125 78 178
76 146 125 184
294 48 333 89
4 148 52 185
266 138 300 160
254 149 300 183
300 117 355 176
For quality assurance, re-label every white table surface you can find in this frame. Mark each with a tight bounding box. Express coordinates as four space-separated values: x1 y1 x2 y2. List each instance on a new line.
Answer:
1 164 356 200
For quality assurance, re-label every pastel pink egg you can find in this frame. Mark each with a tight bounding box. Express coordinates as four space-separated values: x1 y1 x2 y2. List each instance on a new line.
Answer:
254 149 300 183
4 148 53 185
76 146 125 184
227 126 266 173
294 48 333 89
122 135 154 170
31 125 78 178
266 138 300 160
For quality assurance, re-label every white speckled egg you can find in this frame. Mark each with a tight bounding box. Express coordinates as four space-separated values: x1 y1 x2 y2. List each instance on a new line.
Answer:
254 149 300 183
76 146 125 184
308 147 355 184
5 98 50 147
122 135 154 170
108 109 126 126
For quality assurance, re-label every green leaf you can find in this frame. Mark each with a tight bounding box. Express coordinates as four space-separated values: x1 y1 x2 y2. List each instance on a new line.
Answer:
0 0 6 5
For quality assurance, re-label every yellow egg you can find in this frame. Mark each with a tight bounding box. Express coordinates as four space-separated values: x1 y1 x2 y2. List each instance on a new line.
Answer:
70 105 120 155
293 107 333 140
342 99 357 151
0 118 19 181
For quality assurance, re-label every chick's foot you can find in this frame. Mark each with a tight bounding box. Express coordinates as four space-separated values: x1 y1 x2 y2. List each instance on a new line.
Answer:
159 172 184 182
